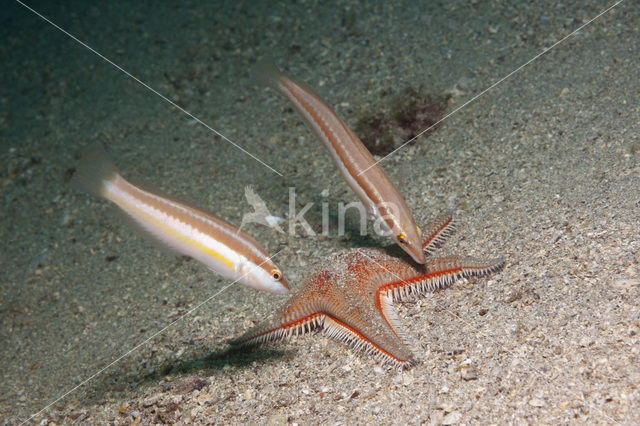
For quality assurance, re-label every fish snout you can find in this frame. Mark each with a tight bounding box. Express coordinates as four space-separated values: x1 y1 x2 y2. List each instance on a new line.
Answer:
404 241 427 264
275 277 291 294
394 225 426 264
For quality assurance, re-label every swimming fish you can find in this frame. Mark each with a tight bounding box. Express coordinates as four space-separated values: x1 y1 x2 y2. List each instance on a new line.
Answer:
71 147 290 294
254 62 426 264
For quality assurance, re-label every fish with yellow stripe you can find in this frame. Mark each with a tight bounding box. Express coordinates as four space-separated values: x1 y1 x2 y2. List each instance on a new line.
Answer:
71 147 290 294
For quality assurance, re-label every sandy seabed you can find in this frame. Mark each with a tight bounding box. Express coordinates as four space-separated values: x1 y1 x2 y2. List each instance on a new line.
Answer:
1 0 639 424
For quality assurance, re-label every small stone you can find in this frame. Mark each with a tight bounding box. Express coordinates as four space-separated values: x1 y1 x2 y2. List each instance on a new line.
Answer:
611 279 640 289
529 398 546 407
430 410 445 424
505 291 522 303
442 410 462 425
143 395 160 407
268 413 288 426
403 373 414 386
438 402 454 412
460 364 478 381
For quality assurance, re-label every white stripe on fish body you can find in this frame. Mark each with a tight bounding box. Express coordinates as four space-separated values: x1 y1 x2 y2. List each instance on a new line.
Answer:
280 80 380 218
320 122 379 216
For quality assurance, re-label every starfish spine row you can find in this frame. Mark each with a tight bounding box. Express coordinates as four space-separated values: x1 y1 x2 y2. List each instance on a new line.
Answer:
383 256 504 303
422 215 456 254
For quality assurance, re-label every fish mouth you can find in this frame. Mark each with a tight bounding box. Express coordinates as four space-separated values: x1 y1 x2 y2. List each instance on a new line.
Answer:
274 278 291 294
405 244 427 264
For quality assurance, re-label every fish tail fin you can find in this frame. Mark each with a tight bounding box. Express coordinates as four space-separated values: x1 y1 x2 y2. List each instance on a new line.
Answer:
70 146 122 200
253 60 325 106
252 60 288 93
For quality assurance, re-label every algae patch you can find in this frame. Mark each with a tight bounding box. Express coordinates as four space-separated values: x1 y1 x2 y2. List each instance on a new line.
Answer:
356 86 450 156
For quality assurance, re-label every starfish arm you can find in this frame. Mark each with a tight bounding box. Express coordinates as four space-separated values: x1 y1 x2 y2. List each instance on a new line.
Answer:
421 214 456 253
377 291 414 350
229 270 335 347
314 277 417 367
322 315 417 368
228 311 325 347
380 255 505 303
310 253 422 367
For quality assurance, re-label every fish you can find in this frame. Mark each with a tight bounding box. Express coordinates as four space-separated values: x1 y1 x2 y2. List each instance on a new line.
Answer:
70 147 290 294
254 62 426 264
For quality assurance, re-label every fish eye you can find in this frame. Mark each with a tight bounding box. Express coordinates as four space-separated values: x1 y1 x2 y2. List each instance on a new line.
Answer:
397 233 408 244
270 269 282 280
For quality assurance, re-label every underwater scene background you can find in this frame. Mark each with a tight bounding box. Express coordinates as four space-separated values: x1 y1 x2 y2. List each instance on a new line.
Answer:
1 0 639 423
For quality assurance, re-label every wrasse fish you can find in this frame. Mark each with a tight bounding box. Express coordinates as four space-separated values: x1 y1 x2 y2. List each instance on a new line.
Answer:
71 147 289 294
255 62 426 264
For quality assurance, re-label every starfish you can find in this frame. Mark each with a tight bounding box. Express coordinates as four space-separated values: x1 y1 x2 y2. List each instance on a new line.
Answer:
229 215 504 368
